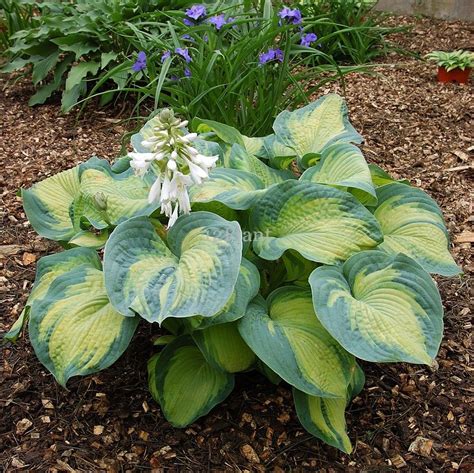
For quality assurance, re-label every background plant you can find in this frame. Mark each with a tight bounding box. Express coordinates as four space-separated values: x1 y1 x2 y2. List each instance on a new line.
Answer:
1 0 402 132
0 0 36 51
425 50 474 71
5 94 459 453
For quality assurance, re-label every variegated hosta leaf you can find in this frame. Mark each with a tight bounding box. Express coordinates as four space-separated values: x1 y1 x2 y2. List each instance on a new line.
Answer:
22 165 81 241
192 258 261 330
104 212 242 323
189 168 266 210
238 287 355 398
4 248 102 342
250 180 383 263
293 388 352 453
78 158 158 227
272 94 362 160
373 183 460 276
193 322 256 373
68 229 109 249
282 250 318 284
262 134 296 170
148 337 234 427
300 143 376 205
368 164 410 188
310 251 444 365
29 264 138 386
293 362 365 453
228 144 294 186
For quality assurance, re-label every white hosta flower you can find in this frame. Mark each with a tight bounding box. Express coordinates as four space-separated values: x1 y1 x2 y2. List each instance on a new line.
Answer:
128 108 219 227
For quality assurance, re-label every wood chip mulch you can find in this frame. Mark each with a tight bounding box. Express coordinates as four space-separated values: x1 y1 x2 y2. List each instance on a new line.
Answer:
0 15 472 472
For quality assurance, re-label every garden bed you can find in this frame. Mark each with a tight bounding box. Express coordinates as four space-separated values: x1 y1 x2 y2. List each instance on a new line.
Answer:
1 15 472 472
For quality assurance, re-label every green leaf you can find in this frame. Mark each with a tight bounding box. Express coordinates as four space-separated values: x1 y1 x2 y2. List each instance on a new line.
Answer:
189 168 266 210
293 388 352 453
4 309 28 343
69 229 109 249
273 94 362 160
193 322 256 373
300 143 376 205
148 337 234 427
309 251 444 365
32 51 60 85
374 183 460 276
368 164 410 188
78 158 159 227
29 56 73 106
65 61 100 91
228 144 294 186
101 52 119 69
104 212 242 323
22 165 80 241
29 262 138 387
238 287 355 398
250 180 383 263
193 117 245 147
191 258 261 329
52 36 100 59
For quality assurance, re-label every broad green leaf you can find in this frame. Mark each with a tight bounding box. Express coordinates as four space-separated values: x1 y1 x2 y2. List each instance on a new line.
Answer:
61 83 83 112
282 250 318 284
78 159 159 227
374 183 460 276
309 251 444 365
300 143 376 205
193 322 255 373
69 229 109 249
250 180 383 263
262 134 296 170
52 36 100 59
29 264 138 386
4 309 28 343
101 52 119 69
189 168 266 210
228 144 294 186
148 337 234 427
293 388 352 453
192 258 261 329
293 362 364 452
22 165 81 241
32 51 60 85
368 164 410 188
104 212 242 323
273 94 362 159
65 61 100 91
29 56 73 106
238 287 355 398
193 117 245 147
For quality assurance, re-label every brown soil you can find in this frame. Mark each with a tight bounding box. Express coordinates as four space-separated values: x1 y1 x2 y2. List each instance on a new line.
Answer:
1 15 473 472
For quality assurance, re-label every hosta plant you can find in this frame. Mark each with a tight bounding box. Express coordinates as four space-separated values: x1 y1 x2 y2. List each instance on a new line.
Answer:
6 94 460 453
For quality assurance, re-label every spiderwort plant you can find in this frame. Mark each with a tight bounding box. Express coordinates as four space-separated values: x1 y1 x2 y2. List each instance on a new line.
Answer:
7 94 460 453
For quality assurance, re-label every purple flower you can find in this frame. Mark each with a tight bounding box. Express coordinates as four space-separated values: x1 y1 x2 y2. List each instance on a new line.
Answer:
300 33 318 47
184 67 192 78
181 34 192 41
161 50 171 63
175 47 192 63
259 48 284 65
183 18 194 26
278 7 302 25
185 4 206 20
208 13 227 30
132 51 147 72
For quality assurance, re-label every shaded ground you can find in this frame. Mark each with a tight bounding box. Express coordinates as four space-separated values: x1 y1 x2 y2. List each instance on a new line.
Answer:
1 15 473 472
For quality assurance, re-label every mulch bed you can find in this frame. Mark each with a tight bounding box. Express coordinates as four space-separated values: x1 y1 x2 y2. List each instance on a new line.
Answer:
1 15 472 472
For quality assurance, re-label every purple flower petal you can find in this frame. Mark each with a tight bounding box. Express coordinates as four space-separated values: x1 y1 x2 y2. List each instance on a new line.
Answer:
132 51 146 71
185 4 206 20
300 33 318 47
208 13 227 30
278 7 302 25
183 18 194 26
184 67 192 77
161 50 171 63
176 47 192 63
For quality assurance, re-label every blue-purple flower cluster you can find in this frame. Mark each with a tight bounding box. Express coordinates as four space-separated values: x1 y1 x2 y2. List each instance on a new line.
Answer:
259 48 284 65
184 4 234 30
132 51 147 72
